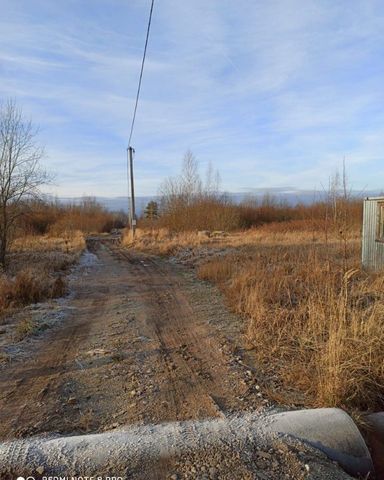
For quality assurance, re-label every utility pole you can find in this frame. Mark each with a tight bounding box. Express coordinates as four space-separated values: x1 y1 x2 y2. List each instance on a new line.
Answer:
127 146 136 236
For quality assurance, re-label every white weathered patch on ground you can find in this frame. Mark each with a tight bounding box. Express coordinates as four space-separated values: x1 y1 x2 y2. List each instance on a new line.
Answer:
79 250 100 267
0 249 99 366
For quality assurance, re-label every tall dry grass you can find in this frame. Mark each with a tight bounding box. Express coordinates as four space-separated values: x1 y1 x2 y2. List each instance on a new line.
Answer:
122 227 213 256
12 231 85 254
198 230 384 411
0 232 86 315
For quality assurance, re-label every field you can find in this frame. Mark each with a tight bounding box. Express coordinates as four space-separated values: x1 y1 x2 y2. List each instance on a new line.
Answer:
0 233 85 310
0 233 359 478
0 198 381 477
0 232 85 363
124 219 384 414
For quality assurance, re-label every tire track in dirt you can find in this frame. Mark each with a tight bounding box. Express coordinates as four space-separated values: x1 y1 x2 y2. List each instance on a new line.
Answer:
0 237 264 442
0 310 93 437
106 243 226 420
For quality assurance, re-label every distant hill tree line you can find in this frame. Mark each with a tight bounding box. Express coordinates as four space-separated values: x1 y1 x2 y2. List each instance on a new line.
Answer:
139 150 363 234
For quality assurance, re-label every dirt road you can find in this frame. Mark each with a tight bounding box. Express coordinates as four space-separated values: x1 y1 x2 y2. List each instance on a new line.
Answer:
0 238 355 479
0 237 265 439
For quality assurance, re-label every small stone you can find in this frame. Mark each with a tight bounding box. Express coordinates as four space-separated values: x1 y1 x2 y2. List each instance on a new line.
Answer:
67 397 77 405
257 473 268 480
209 466 218 478
36 466 44 474
257 451 271 459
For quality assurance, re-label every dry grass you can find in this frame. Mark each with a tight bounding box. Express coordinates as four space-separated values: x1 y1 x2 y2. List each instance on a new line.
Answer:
0 269 65 313
0 351 9 364
198 230 384 411
125 219 361 255
12 230 85 254
129 223 384 411
14 315 38 341
0 232 85 315
1 269 50 306
9 232 85 272
78 408 96 432
122 228 213 256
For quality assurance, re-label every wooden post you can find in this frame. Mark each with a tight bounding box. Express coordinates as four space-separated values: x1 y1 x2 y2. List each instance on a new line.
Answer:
128 146 136 237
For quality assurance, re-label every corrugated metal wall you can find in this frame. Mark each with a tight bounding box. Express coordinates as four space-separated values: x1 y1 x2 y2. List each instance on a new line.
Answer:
362 198 384 270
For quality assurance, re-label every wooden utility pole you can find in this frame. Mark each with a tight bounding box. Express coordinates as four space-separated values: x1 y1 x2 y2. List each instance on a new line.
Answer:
127 146 136 236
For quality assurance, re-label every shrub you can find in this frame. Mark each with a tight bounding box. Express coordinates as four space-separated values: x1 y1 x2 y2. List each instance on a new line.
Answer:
14 315 38 341
158 198 241 232
12 270 50 305
17 198 125 239
50 276 67 297
0 269 68 312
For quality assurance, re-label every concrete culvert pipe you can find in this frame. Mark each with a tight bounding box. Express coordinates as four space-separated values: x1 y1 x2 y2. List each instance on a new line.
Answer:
264 408 373 477
0 408 373 478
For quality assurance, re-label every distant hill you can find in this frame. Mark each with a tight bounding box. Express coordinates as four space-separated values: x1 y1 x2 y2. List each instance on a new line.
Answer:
56 189 382 215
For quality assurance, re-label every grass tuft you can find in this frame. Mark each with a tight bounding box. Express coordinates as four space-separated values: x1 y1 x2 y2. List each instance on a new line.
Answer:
14 315 38 341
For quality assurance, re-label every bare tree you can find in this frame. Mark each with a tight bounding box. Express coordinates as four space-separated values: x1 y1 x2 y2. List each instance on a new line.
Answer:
0 99 49 269
180 149 202 204
157 150 235 231
159 150 203 214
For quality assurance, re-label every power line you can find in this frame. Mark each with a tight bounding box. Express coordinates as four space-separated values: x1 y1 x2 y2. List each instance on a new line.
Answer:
127 0 155 148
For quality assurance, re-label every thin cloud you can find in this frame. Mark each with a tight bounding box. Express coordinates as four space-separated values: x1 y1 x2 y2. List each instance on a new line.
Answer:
1 0 384 196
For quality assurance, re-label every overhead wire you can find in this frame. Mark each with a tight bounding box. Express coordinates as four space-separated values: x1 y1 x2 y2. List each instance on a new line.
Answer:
127 0 155 148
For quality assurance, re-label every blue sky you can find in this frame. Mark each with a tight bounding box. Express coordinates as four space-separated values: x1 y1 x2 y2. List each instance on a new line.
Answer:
1 0 384 197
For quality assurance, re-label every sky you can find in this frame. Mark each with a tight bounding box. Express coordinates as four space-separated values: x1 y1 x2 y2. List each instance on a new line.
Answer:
1 0 384 197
